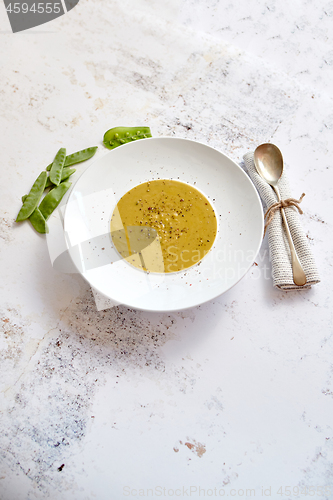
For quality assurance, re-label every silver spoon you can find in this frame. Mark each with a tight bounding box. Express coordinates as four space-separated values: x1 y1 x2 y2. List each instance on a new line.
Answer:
254 143 307 286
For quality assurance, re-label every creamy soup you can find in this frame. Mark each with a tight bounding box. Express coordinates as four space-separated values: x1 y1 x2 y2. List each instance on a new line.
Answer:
110 179 217 273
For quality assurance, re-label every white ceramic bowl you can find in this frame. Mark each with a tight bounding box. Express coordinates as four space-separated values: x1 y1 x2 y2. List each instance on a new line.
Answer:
64 137 264 311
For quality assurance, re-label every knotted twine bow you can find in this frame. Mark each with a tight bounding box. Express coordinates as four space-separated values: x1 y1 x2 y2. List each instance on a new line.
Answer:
263 193 306 237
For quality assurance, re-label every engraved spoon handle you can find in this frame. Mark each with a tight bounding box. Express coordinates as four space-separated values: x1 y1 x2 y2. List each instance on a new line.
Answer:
273 185 307 286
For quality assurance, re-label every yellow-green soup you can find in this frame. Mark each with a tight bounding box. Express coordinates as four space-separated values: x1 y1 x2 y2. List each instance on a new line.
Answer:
110 179 217 273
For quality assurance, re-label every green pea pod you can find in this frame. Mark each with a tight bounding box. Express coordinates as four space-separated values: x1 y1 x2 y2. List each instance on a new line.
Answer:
49 148 66 186
45 167 76 188
29 208 49 234
21 195 49 234
103 127 152 150
46 147 98 171
64 146 98 166
16 171 48 222
39 181 71 221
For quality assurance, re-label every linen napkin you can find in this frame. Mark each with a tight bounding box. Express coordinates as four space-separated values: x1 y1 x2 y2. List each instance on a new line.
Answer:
243 151 320 290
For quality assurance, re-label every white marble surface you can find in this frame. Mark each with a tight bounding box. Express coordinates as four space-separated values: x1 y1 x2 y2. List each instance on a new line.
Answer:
0 1 332 499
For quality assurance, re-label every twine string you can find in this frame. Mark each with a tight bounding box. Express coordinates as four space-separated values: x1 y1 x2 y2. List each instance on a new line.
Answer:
263 193 305 237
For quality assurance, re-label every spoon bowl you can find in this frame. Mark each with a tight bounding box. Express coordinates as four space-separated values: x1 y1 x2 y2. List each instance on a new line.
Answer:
253 143 307 287
253 143 283 187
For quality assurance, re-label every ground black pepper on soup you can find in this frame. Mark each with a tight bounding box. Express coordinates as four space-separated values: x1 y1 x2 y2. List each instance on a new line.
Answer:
110 179 217 273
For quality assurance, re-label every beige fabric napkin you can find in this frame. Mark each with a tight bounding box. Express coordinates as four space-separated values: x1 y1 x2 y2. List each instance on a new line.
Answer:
243 151 320 290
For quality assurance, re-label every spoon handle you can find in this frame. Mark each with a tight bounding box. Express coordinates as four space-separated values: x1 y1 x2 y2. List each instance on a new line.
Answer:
273 186 307 286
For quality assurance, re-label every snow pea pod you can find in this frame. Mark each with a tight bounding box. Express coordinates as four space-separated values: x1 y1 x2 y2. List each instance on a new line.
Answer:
103 127 152 150
45 167 76 188
50 148 66 186
46 147 98 171
21 195 49 234
16 171 47 222
29 207 49 233
64 146 98 166
39 181 71 221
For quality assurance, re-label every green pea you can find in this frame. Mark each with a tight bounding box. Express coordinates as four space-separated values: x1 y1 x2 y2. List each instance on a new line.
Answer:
103 126 152 150
46 147 98 171
49 148 66 186
45 167 76 188
21 195 49 234
16 171 48 222
39 181 71 221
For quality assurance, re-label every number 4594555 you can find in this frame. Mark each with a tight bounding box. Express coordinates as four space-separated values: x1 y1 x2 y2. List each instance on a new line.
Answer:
6 3 61 14
277 486 331 496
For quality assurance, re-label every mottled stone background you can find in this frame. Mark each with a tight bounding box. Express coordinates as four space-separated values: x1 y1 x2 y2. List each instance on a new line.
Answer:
0 1 332 499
